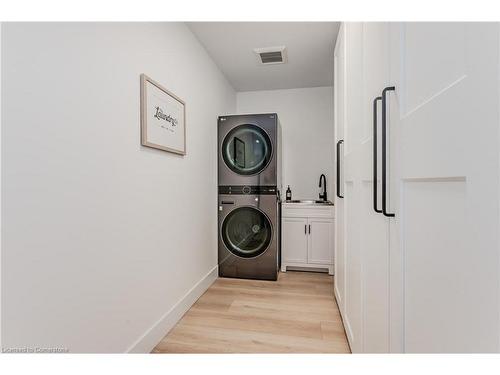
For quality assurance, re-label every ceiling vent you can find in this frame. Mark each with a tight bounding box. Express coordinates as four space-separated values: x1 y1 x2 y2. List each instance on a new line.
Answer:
254 46 287 65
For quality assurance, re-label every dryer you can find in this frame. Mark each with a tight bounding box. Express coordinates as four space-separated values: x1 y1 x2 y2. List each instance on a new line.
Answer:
218 186 279 281
218 113 281 190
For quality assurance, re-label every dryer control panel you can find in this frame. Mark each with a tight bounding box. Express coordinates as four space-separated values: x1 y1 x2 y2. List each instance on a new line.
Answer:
218 185 277 195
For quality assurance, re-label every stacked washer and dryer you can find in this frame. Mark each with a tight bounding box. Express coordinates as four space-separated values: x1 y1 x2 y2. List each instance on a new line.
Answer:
217 113 282 281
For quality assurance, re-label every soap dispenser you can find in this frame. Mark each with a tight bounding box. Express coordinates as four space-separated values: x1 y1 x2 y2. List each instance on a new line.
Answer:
286 185 292 201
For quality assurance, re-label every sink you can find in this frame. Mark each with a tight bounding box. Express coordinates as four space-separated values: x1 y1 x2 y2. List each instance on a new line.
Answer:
286 199 334 205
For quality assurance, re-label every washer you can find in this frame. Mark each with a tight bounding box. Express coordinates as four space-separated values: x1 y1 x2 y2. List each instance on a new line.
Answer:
218 186 279 281
218 113 281 188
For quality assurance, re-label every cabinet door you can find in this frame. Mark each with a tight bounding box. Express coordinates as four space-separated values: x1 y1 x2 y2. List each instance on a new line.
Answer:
307 218 334 264
333 23 346 318
282 217 308 263
342 22 365 353
388 23 500 352
360 21 391 353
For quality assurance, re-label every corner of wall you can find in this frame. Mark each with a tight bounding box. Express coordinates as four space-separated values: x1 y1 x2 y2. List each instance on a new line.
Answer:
126 265 218 353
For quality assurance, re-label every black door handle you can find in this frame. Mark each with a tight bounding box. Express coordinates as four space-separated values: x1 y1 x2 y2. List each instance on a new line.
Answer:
373 96 383 214
381 86 395 217
309 224 311 234
305 224 307 234
336 140 344 199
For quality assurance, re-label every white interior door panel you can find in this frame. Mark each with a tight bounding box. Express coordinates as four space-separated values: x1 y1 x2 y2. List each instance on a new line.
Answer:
389 22 500 353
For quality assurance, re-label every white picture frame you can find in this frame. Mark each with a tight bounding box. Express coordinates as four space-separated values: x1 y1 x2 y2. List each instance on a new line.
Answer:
140 74 186 155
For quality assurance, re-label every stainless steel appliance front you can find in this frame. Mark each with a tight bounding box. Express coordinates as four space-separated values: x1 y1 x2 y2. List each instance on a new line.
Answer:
218 191 279 281
218 113 280 187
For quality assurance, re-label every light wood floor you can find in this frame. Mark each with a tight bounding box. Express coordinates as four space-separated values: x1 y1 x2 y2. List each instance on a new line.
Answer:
152 271 351 353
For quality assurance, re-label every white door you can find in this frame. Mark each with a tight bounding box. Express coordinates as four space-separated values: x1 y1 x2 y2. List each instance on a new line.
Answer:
388 23 500 352
341 22 364 353
308 218 334 265
333 24 346 315
359 22 391 353
282 217 308 264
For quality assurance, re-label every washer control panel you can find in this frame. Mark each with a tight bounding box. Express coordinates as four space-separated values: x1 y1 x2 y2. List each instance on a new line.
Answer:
218 185 277 195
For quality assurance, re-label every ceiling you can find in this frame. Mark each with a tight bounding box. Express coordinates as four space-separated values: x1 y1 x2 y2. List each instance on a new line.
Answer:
187 22 340 92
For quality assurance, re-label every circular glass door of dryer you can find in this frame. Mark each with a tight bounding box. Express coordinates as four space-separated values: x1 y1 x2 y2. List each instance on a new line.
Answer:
222 124 273 176
221 206 273 258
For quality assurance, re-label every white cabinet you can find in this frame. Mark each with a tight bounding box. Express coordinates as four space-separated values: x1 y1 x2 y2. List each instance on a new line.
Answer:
282 217 308 263
334 22 500 353
281 204 334 274
307 218 334 265
333 23 347 324
334 22 365 352
386 22 500 353
359 21 391 353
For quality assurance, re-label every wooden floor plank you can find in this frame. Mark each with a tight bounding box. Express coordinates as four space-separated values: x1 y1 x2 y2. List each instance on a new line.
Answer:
152 271 350 353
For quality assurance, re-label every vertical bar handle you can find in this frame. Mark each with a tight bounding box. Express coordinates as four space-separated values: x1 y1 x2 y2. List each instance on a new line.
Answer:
373 96 383 214
381 86 395 217
336 140 344 199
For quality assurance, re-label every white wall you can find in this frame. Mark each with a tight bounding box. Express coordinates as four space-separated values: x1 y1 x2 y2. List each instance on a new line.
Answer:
237 87 334 200
1 23 235 353
0 23 3 351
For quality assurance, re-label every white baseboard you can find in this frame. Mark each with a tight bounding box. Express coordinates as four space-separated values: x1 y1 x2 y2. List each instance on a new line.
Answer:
334 287 353 353
126 265 218 353
334 285 342 313
342 315 355 352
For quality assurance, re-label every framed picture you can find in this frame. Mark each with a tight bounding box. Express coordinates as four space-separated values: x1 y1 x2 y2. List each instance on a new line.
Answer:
140 74 186 155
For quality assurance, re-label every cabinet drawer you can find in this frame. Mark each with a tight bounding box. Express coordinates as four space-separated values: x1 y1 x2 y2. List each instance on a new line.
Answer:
282 205 334 219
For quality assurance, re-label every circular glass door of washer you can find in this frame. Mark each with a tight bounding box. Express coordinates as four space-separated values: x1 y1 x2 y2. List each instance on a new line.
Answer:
222 124 273 175
221 207 273 258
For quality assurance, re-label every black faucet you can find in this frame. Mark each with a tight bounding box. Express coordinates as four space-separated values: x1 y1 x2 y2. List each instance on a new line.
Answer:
319 174 327 201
